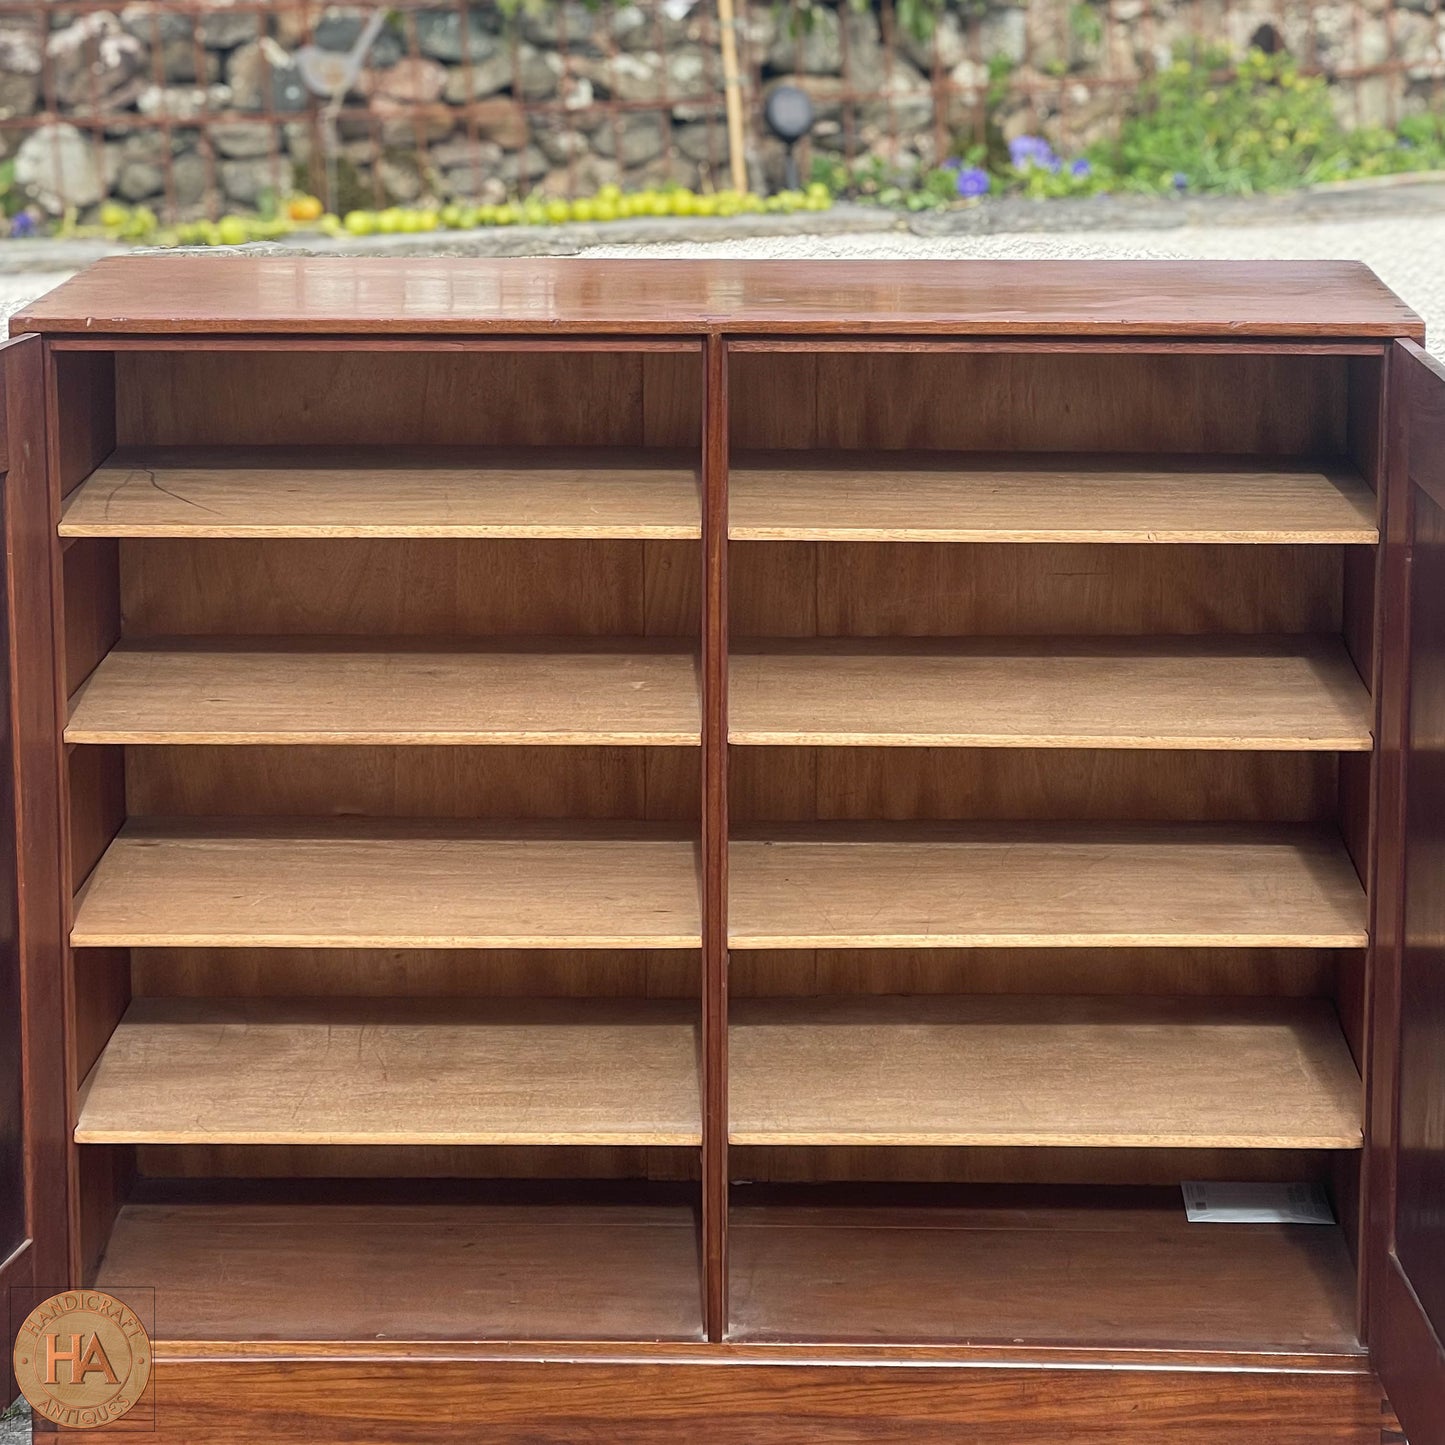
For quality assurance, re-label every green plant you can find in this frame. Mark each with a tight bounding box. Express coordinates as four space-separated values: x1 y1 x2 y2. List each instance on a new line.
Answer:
1096 45 1347 193
1069 3 1104 49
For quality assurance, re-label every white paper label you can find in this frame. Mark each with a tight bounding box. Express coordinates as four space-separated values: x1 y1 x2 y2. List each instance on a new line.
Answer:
1181 1181 1335 1225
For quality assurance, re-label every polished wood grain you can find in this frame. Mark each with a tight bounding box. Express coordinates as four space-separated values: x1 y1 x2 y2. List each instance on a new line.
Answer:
96 1196 704 1341
729 823 1368 949
114 352 698 450
1370 339 1445 1445
127 1354 1388 1445
120 538 697 639
728 637 1372 749
3 335 71 1296
729 453 1378 543
734 353 1348 457
701 334 730 1341
67 638 701 746
731 542 1344 639
96 1197 703 1341
61 448 702 539
729 1186 1362 1351
76 997 701 1145
12 258 1423 337
728 996 1362 1148
123 745 699 826
71 820 703 949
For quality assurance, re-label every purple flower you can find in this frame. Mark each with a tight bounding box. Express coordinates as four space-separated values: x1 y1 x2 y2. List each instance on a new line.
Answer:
8 212 37 238
955 166 991 198
1172 171 1189 191
1008 134 1059 172
1070 158 1092 179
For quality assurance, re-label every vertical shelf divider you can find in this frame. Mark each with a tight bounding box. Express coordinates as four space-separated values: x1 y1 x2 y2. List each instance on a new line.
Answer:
701 332 730 1341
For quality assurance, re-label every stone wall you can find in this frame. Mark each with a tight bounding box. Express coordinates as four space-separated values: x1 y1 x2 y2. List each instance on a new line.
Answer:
2 0 1442 218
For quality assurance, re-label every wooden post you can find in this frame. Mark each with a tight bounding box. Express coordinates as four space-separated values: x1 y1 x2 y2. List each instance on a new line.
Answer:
718 0 750 193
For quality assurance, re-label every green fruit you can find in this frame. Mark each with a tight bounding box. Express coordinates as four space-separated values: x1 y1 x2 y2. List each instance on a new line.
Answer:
544 198 570 224
571 197 596 222
318 213 343 236
343 210 374 235
597 182 622 202
217 216 248 246
440 205 464 228
521 201 546 226
741 192 765 212
646 192 670 216
806 181 831 200
99 201 129 229
398 209 423 232
493 203 517 226
592 199 618 223
417 209 439 231
377 207 404 234
669 190 696 216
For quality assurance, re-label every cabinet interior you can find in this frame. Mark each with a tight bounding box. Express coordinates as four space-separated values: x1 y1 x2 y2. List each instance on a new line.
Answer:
57 342 1380 1353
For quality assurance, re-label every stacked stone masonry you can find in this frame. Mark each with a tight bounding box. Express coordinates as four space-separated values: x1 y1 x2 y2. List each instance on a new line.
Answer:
1 0 1442 218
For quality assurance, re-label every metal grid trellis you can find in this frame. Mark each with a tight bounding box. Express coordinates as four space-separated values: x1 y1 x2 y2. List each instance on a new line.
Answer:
0 0 1441 221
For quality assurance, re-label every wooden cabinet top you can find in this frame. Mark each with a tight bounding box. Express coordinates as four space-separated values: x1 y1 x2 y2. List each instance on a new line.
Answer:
11 256 1424 339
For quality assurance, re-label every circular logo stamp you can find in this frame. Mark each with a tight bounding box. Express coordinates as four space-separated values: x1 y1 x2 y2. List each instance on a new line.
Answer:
11 1290 151 1431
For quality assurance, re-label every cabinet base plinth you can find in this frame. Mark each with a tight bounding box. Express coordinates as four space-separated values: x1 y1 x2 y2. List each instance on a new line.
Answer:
99 1347 1389 1444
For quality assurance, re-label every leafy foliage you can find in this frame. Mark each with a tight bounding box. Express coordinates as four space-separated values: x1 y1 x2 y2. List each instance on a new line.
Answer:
1096 45 1445 193
821 40 1445 210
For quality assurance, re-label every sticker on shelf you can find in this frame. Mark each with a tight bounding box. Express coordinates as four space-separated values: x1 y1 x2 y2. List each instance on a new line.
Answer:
1181 1180 1335 1225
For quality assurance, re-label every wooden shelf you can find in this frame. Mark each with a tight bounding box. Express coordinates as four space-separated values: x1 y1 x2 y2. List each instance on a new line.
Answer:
71 820 703 949
67 638 701 747
729 1186 1362 1352
95 1193 704 1341
728 995 1361 1148
728 823 1368 949
59 447 701 539
76 997 701 1145
729 636 1372 749
728 452 1378 543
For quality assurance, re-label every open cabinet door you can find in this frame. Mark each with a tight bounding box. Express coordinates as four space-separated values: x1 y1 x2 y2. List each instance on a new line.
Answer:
1370 338 1445 1445
0 333 68 1396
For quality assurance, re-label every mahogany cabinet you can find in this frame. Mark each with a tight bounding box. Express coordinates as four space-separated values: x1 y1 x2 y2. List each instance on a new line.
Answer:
1 257 1442 1443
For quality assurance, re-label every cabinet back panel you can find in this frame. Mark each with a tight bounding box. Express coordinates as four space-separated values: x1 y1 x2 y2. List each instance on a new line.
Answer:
115 351 700 449
124 745 698 822
732 543 1342 637
120 539 698 638
135 1145 699 1182
729 1145 1333 1186
729 947 1341 999
64 539 120 695
731 353 1347 454
731 748 1334 824
132 947 701 1000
